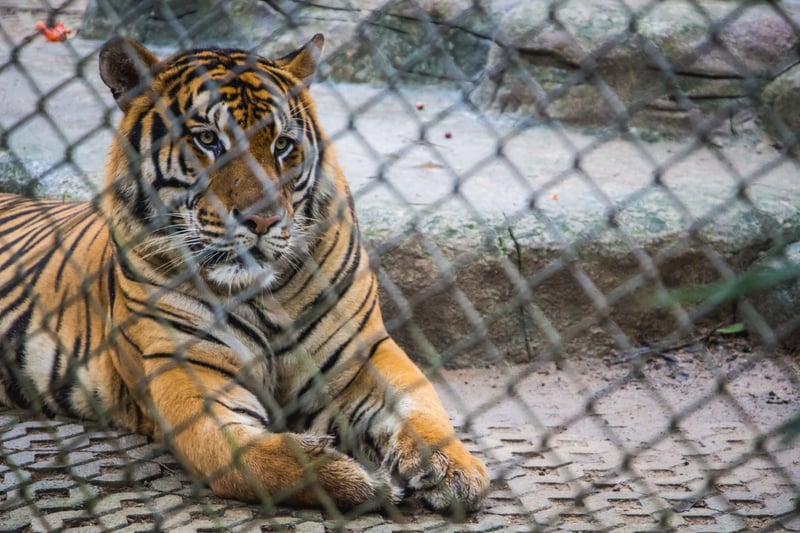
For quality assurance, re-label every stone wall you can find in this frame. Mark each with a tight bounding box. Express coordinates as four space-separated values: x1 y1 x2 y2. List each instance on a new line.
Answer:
81 0 800 139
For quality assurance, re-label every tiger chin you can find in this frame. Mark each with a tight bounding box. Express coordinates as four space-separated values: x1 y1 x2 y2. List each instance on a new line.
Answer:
0 35 489 514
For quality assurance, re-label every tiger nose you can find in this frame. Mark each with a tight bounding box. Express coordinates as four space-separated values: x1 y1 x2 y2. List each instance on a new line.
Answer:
234 210 282 235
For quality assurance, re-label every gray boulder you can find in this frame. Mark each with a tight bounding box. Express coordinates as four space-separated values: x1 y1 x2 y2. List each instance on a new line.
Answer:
81 0 800 135
81 0 493 85
80 0 280 46
742 241 800 349
475 0 800 135
760 63 800 149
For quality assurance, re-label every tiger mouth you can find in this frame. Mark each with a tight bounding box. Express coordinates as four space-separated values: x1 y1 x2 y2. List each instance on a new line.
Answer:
198 247 281 291
191 245 272 267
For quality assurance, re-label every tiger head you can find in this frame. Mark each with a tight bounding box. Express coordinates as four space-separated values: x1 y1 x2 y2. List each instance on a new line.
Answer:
98 35 329 292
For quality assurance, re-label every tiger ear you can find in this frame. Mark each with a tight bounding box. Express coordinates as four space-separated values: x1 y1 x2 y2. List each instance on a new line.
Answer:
275 34 324 87
99 37 160 112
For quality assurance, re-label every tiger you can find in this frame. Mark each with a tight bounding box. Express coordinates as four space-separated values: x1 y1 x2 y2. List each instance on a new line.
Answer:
0 35 489 513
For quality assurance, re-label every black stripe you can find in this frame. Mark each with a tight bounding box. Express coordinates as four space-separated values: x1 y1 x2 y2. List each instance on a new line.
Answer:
0 207 43 234
177 149 191 177
55 291 68 330
295 280 377 399
49 339 81 418
340 337 388 399
165 139 174 174
301 336 388 429
272 226 344 318
150 109 168 145
150 114 193 191
142 352 237 380
0 235 47 274
0 201 77 230
215 399 269 428
54 215 102 291
350 394 374 427
6 302 33 361
0 302 36 409
106 258 117 310
285 231 361 350
128 119 143 156
320 295 377 378
248 304 283 335
111 239 146 283
362 423 383 459
119 285 267 352
81 291 92 362
292 165 314 196
225 312 269 352
0 361 30 409
0 210 66 270
352 395 384 430
131 179 152 222
152 175 194 191
119 329 143 355
49 342 63 392
0 242 59 300
115 260 266 353
132 309 225 346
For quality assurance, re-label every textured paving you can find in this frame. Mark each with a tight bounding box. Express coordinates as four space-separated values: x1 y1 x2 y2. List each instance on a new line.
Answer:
2 346 799 532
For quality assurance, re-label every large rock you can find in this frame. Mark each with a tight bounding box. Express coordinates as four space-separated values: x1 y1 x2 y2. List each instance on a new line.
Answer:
760 63 800 148
742 241 800 349
0 150 39 198
81 0 493 85
80 0 280 46
475 0 800 135
81 0 800 134
318 1 492 85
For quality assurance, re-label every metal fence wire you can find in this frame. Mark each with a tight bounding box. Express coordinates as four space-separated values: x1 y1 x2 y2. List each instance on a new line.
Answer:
1 0 799 531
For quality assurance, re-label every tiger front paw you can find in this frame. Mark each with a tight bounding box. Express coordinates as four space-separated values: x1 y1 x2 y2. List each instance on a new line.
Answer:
395 439 490 514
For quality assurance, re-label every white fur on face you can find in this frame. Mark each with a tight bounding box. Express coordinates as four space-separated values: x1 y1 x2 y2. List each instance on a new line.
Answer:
205 261 278 292
197 214 295 292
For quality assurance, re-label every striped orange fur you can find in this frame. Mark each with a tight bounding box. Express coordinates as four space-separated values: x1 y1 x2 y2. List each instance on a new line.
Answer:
0 35 488 513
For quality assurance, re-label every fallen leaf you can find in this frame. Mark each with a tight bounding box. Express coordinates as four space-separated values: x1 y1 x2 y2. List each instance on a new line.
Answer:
716 322 745 335
412 162 444 169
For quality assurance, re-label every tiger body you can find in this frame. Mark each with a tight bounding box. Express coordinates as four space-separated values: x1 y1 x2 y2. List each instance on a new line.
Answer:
0 36 488 512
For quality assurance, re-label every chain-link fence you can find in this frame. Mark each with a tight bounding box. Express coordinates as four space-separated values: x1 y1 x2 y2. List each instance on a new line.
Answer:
1 0 799 531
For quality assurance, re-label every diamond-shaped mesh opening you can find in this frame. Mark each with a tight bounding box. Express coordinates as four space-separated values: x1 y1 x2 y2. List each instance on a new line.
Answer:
0 0 799 531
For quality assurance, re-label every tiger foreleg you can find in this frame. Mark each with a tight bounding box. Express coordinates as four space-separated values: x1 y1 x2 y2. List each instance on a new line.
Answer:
146 363 396 510
339 339 490 514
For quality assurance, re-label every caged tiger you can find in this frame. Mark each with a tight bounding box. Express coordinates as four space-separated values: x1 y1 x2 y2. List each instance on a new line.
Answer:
0 35 489 512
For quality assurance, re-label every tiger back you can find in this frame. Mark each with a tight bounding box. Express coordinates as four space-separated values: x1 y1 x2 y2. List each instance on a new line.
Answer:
0 35 489 514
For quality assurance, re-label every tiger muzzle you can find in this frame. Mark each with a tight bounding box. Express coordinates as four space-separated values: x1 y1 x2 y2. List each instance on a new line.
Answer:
235 210 282 235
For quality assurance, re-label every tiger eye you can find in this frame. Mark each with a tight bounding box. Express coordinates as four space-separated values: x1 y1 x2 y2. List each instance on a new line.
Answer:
274 136 291 154
195 130 218 147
